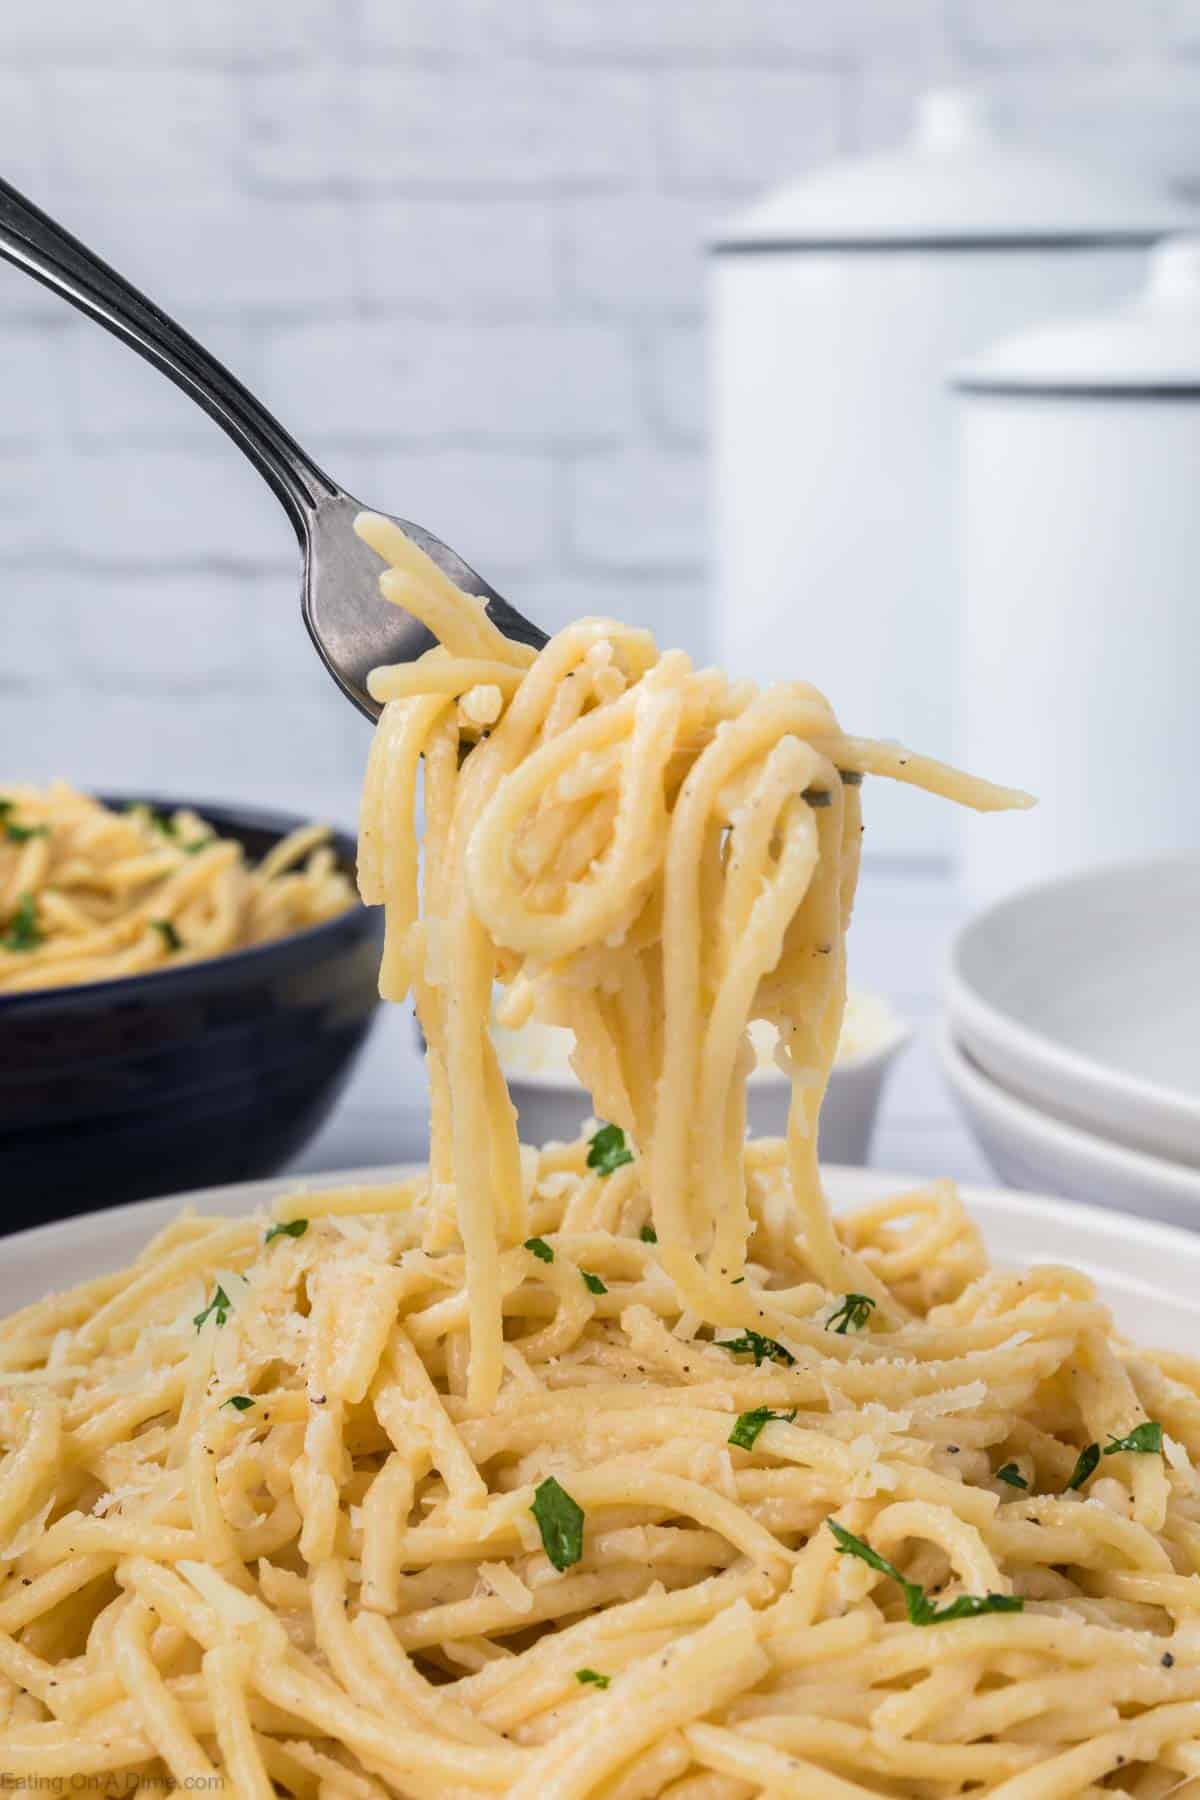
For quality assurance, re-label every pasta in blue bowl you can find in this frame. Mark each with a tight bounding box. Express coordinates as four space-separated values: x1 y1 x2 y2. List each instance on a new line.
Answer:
0 795 383 1229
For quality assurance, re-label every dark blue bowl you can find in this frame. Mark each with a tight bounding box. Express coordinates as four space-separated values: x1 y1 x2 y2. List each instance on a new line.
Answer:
0 797 384 1233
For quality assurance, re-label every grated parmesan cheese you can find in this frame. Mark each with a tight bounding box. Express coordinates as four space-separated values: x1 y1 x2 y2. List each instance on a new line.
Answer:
480 1560 535 1613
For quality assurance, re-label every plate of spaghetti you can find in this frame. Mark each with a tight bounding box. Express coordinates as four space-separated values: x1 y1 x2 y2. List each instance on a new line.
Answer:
3 524 1199 1797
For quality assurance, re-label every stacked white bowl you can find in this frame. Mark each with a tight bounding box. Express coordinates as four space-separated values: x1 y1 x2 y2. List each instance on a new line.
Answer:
942 856 1200 1229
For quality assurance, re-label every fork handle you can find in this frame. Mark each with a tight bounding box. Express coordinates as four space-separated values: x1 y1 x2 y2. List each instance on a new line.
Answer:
0 176 333 536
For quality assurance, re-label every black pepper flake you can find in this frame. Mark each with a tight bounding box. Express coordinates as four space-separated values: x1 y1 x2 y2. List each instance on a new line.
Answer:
1163 1651 1176 1668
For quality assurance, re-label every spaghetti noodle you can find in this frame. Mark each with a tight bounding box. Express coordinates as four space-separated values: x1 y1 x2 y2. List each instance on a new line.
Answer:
0 784 355 993
2 529 1199 1796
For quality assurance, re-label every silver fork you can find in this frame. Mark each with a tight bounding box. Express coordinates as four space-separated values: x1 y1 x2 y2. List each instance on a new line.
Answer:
0 176 548 721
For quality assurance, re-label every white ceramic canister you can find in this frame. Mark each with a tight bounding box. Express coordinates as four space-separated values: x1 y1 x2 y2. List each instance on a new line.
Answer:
710 90 1186 859
955 236 1200 904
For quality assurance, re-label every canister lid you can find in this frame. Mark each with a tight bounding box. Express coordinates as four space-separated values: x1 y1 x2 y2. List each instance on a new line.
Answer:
712 89 1188 254
955 235 1200 395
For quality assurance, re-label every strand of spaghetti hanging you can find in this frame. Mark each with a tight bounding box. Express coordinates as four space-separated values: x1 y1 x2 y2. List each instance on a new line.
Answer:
354 512 1032 1405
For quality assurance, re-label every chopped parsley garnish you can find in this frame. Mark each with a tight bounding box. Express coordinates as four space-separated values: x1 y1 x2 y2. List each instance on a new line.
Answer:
223 1395 255 1412
1105 1421 1163 1457
530 1476 584 1572
524 1236 554 1263
193 1285 232 1332
587 1123 634 1177
828 1521 1023 1626
1061 1426 1163 1492
0 798 11 818
717 1329 794 1368
731 1275 745 1284
581 1269 607 1296
152 918 182 952
639 1223 657 1244
4 821 48 843
575 1668 609 1689
265 1218 308 1244
826 1293 876 1335
729 1406 796 1451
996 1463 1029 1490
128 803 178 838
910 1590 1024 1625
1065 1443 1100 1491
3 892 42 952
183 837 213 854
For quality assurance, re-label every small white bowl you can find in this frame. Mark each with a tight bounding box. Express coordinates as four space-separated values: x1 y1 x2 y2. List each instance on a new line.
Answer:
938 1022 1200 1230
947 855 1200 1168
502 1008 911 1166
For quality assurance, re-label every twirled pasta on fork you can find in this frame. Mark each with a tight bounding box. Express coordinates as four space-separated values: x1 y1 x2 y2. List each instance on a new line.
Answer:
357 510 1026 1405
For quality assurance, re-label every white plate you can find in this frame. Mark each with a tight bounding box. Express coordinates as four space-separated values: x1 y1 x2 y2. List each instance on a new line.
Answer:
938 1023 1200 1232
6 1160 1200 1355
947 855 1200 1167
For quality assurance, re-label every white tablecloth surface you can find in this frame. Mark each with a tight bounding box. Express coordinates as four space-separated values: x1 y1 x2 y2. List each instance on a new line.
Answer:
289 863 994 1190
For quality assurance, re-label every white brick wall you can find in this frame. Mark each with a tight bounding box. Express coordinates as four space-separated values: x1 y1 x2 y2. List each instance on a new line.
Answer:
659 70 843 191
358 199 557 311
259 319 639 444
567 447 707 570
1 0 1197 830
